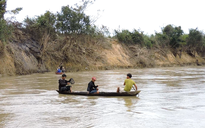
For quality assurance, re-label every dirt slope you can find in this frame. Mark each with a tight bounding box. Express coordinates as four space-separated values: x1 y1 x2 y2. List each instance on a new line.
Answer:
0 38 205 76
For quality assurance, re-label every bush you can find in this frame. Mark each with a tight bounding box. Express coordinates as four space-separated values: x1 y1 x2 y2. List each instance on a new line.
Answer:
179 34 188 46
0 19 13 42
131 29 144 45
115 29 144 46
143 35 154 49
0 0 6 19
23 11 56 40
155 33 169 48
23 1 103 40
115 29 132 44
56 5 91 34
187 28 203 48
162 24 183 48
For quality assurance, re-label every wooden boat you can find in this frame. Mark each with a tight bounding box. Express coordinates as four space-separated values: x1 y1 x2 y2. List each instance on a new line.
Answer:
55 72 63 75
56 90 140 96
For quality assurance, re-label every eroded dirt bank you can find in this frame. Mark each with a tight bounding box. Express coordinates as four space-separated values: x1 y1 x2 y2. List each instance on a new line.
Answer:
0 37 205 76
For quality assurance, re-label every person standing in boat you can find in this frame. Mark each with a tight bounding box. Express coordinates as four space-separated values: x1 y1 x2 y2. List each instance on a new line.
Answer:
60 66 63 70
87 77 99 94
117 73 137 93
59 74 72 92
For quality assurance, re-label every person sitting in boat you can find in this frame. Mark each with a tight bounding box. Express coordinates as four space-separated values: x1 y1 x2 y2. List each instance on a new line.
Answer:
59 74 72 92
62 67 66 73
117 73 137 93
56 67 62 73
87 77 99 94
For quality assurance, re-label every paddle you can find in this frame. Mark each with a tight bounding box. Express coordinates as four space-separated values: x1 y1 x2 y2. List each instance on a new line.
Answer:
68 78 75 84
58 62 63 67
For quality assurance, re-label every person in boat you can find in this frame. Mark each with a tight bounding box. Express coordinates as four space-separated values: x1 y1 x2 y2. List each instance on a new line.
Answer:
87 77 99 94
62 67 66 73
56 67 62 73
60 66 63 70
59 74 72 92
117 73 137 93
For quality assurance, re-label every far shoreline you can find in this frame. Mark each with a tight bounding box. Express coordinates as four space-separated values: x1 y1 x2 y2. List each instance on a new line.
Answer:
1 64 204 77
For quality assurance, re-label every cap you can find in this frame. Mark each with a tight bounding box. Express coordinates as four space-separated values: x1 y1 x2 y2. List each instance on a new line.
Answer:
92 77 96 81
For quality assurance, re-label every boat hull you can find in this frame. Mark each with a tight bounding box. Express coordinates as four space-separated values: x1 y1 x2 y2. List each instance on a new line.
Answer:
55 72 63 75
56 90 140 96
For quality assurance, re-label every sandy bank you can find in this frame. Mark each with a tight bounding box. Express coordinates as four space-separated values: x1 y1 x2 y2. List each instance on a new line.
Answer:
0 38 204 77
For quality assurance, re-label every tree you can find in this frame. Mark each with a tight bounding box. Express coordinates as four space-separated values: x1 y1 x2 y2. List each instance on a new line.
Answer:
0 19 12 42
155 33 169 48
131 29 144 46
114 29 145 46
0 0 22 42
0 0 11 42
0 0 22 20
0 0 6 19
24 11 56 40
114 29 132 44
187 28 203 49
162 24 183 48
56 3 91 34
36 11 56 35
143 35 155 49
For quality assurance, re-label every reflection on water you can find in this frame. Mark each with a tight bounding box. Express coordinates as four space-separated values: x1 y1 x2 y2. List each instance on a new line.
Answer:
0 66 205 128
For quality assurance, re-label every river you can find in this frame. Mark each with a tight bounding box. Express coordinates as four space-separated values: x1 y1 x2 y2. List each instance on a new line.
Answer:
0 66 205 128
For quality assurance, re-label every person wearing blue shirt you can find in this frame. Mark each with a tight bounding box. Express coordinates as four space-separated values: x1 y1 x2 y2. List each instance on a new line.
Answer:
57 67 62 73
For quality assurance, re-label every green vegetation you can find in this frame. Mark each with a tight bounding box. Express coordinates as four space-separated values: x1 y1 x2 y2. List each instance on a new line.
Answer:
114 24 205 56
24 11 56 40
0 19 13 42
187 28 204 48
1 0 205 76
56 5 90 34
0 0 9 42
21 0 107 44
114 29 145 46
162 25 183 48
0 0 6 19
0 0 22 42
0 0 205 57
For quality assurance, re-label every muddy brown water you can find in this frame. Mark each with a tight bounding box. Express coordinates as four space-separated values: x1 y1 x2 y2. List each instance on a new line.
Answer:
0 66 205 128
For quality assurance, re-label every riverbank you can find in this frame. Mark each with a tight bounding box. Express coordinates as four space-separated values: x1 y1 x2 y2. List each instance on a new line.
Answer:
1 0 205 77
0 34 205 77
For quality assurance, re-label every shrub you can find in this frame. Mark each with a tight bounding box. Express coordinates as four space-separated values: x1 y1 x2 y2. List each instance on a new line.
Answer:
0 19 13 42
115 29 132 44
187 28 203 48
131 29 144 46
155 33 169 48
56 5 91 34
143 35 154 49
23 11 56 40
162 24 183 48
115 29 144 46
0 0 6 19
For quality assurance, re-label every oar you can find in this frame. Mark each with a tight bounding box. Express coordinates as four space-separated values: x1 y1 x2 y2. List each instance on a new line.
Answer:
58 62 63 67
68 78 75 84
